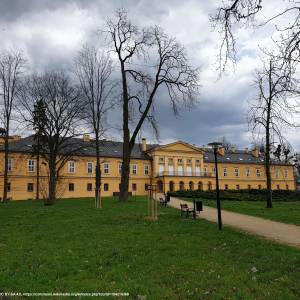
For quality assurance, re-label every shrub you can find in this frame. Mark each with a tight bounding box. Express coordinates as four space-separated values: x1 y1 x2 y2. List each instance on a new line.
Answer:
169 189 300 202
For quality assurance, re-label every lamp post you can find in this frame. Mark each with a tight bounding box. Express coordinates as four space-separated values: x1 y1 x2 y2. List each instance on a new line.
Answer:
208 142 223 231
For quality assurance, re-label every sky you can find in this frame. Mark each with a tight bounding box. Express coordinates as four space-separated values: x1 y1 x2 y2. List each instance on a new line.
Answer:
1 0 299 150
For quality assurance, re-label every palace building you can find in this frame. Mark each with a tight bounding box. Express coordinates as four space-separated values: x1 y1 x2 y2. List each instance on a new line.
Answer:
0 135 296 200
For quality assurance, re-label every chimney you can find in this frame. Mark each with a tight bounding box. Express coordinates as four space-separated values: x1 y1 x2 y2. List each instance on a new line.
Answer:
218 147 225 156
83 134 90 142
251 148 259 158
142 138 147 152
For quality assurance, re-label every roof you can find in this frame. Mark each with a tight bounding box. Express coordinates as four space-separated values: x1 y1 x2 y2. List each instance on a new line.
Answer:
0 135 151 160
202 148 290 166
0 135 293 166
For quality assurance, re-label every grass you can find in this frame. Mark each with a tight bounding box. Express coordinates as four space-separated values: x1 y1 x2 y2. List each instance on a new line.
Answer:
183 198 300 226
0 197 300 299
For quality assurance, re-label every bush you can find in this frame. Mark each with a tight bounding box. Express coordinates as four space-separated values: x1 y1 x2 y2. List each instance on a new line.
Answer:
169 189 300 202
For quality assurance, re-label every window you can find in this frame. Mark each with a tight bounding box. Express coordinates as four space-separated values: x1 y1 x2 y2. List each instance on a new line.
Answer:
225 184 228 190
248 184 251 189
234 168 239 177
87 183 93 191
87 162 93 174
186 166 192 176
8 159 12 172
178 158 183 164
144 165 149 175
68 161 75 173
187 159 192 164
284 169 288 178
195 159 200 165
204 167 207 176
104 163 109 174
7 182 11 192
168 158 173 164
27 183 34 192
212 167 216 176
256 169 261 177
246 168 250 177
286 184 289 190
119 163 122 175
177 165 183 176
277 184 280 190
258 184 262 190
132 183 137 191
236 184 240 190
159 157 164 162
145 183 148 191
69 183 74 191
28 160 36 172
104 183 109 191
195 166 200 176
275 169 280 179
132 164 137 175
223 168 227 177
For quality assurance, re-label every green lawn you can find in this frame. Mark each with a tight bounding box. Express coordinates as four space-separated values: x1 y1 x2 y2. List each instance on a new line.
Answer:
1 197 300 299
188 198 300 226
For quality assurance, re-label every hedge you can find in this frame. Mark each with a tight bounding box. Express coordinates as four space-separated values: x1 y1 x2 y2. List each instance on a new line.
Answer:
168 189 300 202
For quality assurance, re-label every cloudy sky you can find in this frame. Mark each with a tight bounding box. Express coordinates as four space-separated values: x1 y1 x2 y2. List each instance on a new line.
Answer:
1 0 299 150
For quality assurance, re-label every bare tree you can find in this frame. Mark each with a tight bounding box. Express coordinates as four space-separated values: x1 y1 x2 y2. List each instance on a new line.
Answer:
219 136 237 151
212 1 300 72
104 9 200 201
19 71 84 205
249 56 300 208
74 45 116 208
0 50 26 203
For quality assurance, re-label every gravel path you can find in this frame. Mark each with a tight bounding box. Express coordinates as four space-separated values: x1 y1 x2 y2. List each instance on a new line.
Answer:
168 196 300 249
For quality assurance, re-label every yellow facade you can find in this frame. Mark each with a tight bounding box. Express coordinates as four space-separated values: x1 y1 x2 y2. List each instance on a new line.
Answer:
0 139 296 200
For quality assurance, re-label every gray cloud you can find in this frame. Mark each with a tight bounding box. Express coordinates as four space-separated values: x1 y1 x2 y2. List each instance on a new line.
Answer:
1 0 298 149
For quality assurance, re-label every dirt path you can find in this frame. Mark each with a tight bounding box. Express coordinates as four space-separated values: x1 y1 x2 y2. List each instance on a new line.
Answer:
168 196 300 249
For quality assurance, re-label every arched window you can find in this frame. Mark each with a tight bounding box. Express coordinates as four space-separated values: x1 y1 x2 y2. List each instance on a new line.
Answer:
169 181 174 192
189 181 194 191
157 180 163 193
208 181 212 191
179 181 185 191
198 182 203 191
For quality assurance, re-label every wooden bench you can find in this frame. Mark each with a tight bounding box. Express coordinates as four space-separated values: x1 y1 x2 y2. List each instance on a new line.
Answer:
180 203 195 218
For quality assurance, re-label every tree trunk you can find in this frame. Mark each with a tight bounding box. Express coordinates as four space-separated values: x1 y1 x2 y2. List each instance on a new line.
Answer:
2 128 9 203
36 136 40 200
265 60 273 209
95 136 101 208
119 62 131 202
46 158 56 205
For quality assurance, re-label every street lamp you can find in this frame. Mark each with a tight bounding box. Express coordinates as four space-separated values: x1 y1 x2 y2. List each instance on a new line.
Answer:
208 142 223 230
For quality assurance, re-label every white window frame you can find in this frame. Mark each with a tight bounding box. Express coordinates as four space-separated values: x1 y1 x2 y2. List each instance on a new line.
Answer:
144 164 149 175
119 163 122 175
275 169 280 179
28 159 36 172
186 165 192 176
104 162 109 174
68 161 75 173
223 168 227 177
234 168 239 177
87 162 93 174
7 158 12 172
256 169 261 177
284 169 288 178
132 164 137 175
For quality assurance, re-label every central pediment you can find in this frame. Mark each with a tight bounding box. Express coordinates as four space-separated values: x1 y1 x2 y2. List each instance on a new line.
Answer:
149 141 203 154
